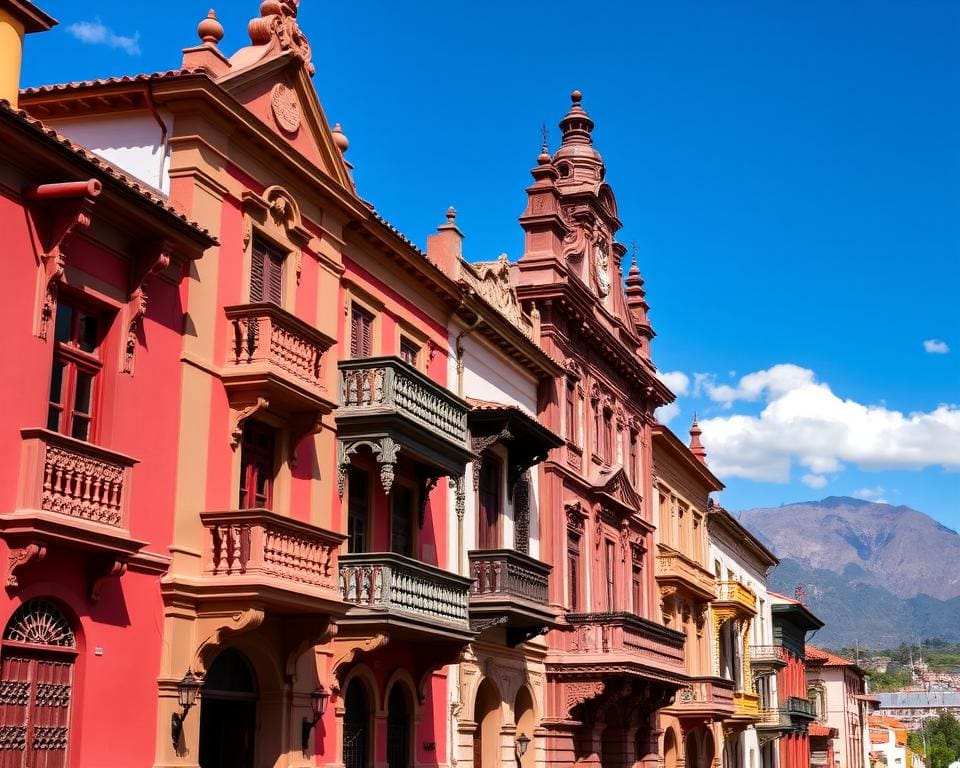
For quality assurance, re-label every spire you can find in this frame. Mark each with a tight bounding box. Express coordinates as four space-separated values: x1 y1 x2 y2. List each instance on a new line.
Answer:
558 90 594 147
552 90 604 182
625 242 654 358
689 414 707 464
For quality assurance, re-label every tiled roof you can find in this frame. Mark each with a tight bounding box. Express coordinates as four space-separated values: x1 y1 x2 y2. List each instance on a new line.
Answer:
0 100 214 243
467 397 535 417
20 69 204 96
807 646 857 667
809 722 836 738
870 715 908 730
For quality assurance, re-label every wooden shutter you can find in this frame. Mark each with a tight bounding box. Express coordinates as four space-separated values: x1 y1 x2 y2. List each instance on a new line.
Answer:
250 242 266 302
350 306 373 358
477 457 501 550
266 249 283 305
250 239 284 305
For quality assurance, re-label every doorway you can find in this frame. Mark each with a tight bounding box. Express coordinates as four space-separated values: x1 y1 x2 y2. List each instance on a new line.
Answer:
198 648 258 768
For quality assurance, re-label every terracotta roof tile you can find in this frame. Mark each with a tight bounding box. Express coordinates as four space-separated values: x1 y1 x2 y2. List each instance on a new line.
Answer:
809 723 837 738
0 99 214 243
20 69 205 96
807 646 857 666
467 397 534 417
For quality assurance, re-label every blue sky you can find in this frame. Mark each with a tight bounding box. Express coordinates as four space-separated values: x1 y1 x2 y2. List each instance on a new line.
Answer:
21 2 959 528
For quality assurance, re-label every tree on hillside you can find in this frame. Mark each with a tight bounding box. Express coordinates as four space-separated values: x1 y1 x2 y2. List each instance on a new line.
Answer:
911 712 960 768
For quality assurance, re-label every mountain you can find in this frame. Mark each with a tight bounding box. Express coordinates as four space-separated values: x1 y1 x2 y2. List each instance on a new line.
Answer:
738 496 960 647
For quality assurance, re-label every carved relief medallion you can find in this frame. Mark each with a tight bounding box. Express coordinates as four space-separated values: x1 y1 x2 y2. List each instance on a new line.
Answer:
271 83 301 133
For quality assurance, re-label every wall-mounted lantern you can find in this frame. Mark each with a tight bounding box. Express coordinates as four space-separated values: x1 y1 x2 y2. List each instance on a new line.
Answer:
301 684 330 752
171 670 202 747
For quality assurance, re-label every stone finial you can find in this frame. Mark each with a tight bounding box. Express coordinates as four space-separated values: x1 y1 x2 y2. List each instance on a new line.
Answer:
247 0 314 75
331 123 349 153
198 9 224 45
445 206 457 225
689 414 707 464
559 88 594 146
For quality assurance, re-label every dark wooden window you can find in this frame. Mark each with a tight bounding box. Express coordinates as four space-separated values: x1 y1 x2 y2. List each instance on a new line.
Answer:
350 305 374 358
603 411 613 463
399 337 420 368
0 599 77 768
477 455 502 550
565 381 577 444
567 530 581 611
632 565 644 614
390 484 414 557
605 539 616 611
239 420 276 509
250 237 284 305
48 299 104 442
347 468 369 554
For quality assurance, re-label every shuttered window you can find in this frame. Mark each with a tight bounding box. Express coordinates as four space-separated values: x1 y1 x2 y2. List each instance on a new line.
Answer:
238 420 276 509
350 305 374 358
250 238 284 305
477 455 502 550
399 337 420 368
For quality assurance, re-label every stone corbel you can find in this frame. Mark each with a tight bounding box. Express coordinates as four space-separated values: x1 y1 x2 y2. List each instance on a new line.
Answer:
230 397 270 448
193 607 266 675
330 633 390 690
282 616 337 682
124 239 172 374
24 179 102 339
470 428 511 488
288 414 323 467
419 473 440 529
337 437 401 496
88 555 127 603
6 541 47 588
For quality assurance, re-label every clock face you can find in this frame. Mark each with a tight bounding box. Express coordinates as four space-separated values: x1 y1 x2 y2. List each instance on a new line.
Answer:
595 240 611 298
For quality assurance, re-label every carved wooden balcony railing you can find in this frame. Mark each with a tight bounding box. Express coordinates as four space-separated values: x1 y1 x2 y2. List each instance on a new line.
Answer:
0 429 146 597
223 302 336 413
467 549 555 644
733 690 761 719
715 580 758 615
669 676 736 718
199 509 346 611
336 358 474 491
757 707 790 728
784 695 817 720
338 552 474 641
750 643 788 673
554 613 687 683
655 545 716 601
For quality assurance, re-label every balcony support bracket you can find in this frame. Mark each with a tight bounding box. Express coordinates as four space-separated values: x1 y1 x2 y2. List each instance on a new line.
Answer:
6 541 48 589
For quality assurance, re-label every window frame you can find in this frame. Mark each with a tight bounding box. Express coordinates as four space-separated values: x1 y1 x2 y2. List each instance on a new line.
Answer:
347 467 371 554
349 303 376 359
249 235 285 306
476 453 503 550
604 538 616 611
238 420 277 509
389 480 417 557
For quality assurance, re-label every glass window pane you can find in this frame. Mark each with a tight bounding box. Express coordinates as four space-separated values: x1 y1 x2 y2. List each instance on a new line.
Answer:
77 312 99 353
54 304 73 344
47 405 61 432
73 372 93 415
71 415 90 441
49 360 65 404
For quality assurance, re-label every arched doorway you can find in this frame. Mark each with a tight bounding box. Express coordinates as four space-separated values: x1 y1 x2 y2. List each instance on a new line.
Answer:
474 679 502 768
602 724 626 768
0 599 77 768
514 686 535 768
387 683 413 768
343 677 373 768
685 731 701 768
664 728 678 768
199 647 258 768
702 728 715 768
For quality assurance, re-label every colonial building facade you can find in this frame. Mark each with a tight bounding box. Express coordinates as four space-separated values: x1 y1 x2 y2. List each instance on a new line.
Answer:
0 1 834 767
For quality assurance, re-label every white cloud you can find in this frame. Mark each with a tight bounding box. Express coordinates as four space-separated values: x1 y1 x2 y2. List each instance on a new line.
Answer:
658 370 690 396
655 402 681 425
801 474 828 489
696 364 960 483
853 486 888 503
68 19 141 55
923 339 950 355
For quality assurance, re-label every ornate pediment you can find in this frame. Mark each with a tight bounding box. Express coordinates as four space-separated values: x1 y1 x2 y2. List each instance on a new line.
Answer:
460 254 534 338
588 464 642 516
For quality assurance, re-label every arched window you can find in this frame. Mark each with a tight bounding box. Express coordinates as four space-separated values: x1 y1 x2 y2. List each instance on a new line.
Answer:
344 678 372 768
386 683 413 768
199 648 258 768
0 599 77 767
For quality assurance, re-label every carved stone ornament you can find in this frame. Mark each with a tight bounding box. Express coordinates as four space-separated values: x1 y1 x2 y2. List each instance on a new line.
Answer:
270 83 301 133
566 681 605 713
560 206 595 264
565 500 586 532
337 437 401 497
230 397 270 449
7 543 47 588
247 0 314 75
124 240 171 374
470 429 512 488
594 238 611 298
461 254 532 337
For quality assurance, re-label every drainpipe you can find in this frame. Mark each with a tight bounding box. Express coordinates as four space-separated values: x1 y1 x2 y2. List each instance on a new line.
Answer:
144 85 169 192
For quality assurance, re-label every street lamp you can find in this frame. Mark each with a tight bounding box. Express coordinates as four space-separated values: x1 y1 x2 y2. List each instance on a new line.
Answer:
301 684 331 753
516 732 531 760
171 670 202 747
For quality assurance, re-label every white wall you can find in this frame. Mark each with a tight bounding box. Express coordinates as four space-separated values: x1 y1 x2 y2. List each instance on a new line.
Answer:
46 111 172 194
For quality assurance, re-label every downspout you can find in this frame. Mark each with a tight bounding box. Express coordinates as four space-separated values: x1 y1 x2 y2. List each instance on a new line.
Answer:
144 85 169 193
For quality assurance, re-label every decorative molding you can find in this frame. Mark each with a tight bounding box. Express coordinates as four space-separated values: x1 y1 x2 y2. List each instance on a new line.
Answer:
470 428 512 488
247 0 314 75
513 474 530 554
192 608 266 675
124 240 172 374
270 83 301 133
230 397 270 448
6 542 47 588
88 557 126 603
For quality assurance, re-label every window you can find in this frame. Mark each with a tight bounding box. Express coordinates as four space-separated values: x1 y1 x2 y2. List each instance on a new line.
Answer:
250 237 284 305
239 420 276 509
477 456 502 550
350 305 374 358
399 337 420 368
48 298 104 442
602 411 613 462
629 432 638 482
632 565 643 614
567 531 581 611
347 468 369 554
390 484 414 557
593 402 602 456
605 539 616 611
565 381 577 444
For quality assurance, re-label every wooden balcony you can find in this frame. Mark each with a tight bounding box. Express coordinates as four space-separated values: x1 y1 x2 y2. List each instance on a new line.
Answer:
198 509 346 613
551 612 687 683
732 690 761 720
757 707 790 730
715 580 758 616
0 429 147 596
468 549 556 645
784 695 817 721
338 552 474 643
336 357 473 486
223 302 337 414
750 643 788 673
655 545 716 601
667 676 736 720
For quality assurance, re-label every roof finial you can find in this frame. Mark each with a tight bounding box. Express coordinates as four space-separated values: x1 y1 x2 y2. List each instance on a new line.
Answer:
331 123 349 153
198 9 224 45
689 413 707 464
446 206 457 224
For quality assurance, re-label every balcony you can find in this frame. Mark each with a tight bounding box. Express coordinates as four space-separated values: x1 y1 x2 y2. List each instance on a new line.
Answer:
655 545 716 601
338 552 474 643
551 612 687 682
336 357 473 488
668 676 736 719
468 549 556 644
751 643 788 673
715 580 758 616
198 509 347 613
757 707 790 730
785 695 817 720
0 429 147 596
732 690 761 720
223 302 337 414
